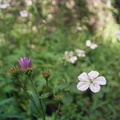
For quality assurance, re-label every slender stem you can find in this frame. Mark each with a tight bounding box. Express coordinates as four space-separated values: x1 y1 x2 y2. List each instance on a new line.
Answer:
17 77 30 98
16 77 43 118
54 103 61 120
39 99 45 120
29 76 39 97
46 79 49 88
29 76 46 120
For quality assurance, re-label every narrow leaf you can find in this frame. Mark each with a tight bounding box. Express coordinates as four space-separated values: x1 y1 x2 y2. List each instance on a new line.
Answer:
28 91 42 118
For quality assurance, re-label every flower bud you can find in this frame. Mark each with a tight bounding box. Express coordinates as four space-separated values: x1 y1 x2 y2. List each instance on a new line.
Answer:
8 67 21 77
53 95 64 103
64 88 70 92
42 70 51 81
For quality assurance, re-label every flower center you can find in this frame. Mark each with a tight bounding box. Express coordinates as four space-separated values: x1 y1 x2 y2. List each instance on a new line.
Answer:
89 79 93 84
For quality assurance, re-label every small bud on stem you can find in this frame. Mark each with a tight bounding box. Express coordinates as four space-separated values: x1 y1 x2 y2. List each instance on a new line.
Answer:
42 70 51 81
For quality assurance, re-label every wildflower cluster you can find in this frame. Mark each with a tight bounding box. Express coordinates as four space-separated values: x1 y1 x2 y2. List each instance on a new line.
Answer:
75 49 85 57
64 49 85 64
64 51 77 64
0 2 29 18
8 56 107 120
64 40 98 64
86 40 98 49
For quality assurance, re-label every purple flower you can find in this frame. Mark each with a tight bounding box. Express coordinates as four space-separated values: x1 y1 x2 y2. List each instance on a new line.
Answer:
18 57 32 69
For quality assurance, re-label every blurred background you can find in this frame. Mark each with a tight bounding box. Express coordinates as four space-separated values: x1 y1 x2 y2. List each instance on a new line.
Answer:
0 0 120 120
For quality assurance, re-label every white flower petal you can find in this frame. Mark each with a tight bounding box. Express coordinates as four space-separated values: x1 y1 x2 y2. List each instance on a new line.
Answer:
88 71 99 80
78 72 89 81
86 40 91 46
69 56 77 63
77 82 89 91
90 83 101 93
94 76 106 85
74 56 77 60
20 10 28 17
90 44 98 49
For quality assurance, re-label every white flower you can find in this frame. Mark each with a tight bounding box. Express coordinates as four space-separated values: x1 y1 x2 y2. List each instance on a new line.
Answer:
86 40 91 47
86 40 98 49
77 71 106 93
0 4 10 9
20 10 28 17
65 51 74 56
75 49 85 57
24 0 33 6
76 26 82 31
90 44 98 49
64 51 77 64
69 56 77 63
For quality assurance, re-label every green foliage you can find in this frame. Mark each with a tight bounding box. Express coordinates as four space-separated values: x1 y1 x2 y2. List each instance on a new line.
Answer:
0 98 25 119
0 0 120 120
40 92 50 99
28 91 42 118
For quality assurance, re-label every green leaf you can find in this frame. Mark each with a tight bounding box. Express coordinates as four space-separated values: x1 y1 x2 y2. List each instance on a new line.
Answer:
28 91 42 118
40 92 50 99
0 98 14 106
0 114 25 119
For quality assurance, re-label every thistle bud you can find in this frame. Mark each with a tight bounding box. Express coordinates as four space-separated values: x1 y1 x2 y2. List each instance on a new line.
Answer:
53 95 64 103
8 67 21 77
42 70 51 81
64 88 70 92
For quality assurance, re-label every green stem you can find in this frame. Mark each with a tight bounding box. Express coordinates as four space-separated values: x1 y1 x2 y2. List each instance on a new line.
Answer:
16 77 43 118
17 77 30 97
46 79 49 88
54 103 61 120
29 76 46 120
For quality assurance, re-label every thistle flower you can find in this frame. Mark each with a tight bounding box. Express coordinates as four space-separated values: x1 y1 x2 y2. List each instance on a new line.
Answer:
18 57 32 70
20 10 28 17
77 71 106 93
